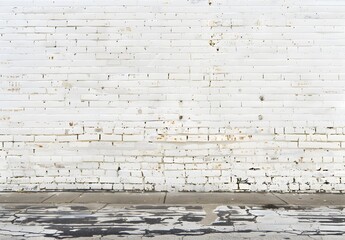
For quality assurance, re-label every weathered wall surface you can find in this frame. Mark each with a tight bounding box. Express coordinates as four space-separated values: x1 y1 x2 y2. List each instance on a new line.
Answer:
1 0 345 192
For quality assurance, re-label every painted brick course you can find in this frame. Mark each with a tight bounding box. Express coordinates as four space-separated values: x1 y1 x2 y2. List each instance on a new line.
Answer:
1 0 345 192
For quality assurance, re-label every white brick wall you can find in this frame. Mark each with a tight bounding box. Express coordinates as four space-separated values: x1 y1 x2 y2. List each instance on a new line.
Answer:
1 0 345 192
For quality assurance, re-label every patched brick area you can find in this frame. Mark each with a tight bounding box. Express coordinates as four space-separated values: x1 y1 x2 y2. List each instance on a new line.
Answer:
0 0 345 192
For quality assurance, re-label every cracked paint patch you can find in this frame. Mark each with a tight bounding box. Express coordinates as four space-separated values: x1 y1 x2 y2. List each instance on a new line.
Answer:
0 205 344 238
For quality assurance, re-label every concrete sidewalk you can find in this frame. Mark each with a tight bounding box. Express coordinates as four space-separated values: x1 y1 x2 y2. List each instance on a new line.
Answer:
0 192 345 239
0 192 344 206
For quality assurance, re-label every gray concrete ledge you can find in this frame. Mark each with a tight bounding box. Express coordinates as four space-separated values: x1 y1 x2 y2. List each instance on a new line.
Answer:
0 192 344 206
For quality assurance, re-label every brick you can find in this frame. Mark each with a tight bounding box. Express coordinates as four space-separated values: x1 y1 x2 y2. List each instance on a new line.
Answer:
0 0 344 193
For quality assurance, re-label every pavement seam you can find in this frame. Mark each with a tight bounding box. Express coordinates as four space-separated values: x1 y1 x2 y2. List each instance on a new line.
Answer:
71 192 84 203
41 193 56 203
271 192 289 205
96 203 108 212
69 192 83 203
163 192 167 204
